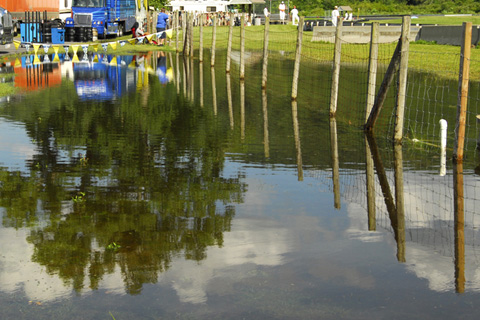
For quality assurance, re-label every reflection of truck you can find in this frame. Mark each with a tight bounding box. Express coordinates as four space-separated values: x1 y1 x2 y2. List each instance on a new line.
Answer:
0 7 14 44
68 0 137 40
2 0 72 35
73 56 136 101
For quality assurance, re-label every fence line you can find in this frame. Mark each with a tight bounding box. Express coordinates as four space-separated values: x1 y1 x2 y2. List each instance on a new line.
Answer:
172 13 480 159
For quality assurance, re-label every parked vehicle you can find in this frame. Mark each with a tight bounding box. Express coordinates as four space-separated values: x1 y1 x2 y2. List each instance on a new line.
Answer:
0 7 14 44
1 0 72 36
67 0 137 41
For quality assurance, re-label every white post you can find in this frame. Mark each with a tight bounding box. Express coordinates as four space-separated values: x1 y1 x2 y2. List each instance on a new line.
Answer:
440 119 447 176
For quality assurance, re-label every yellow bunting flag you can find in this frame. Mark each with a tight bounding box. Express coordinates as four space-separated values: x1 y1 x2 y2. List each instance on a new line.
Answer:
144 69 149 85
166 68 174 81
13 40 21 50
136 69 143 90
128 38 136 45
129 59 136 68
70 45 79 61
146 34 154 43
53 45 60 62
93 44 100 52
109 56 117 66
33 55 41 64
71 45 79 54
14 58 21 68
33 44 41 55
93 54 99 62
166 29 173 39
109 42 117 50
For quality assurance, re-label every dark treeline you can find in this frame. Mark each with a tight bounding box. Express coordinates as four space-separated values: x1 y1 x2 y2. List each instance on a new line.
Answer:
295 0 480 16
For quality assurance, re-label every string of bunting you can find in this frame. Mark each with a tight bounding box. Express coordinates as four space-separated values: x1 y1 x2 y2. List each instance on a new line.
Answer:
11 28 174 57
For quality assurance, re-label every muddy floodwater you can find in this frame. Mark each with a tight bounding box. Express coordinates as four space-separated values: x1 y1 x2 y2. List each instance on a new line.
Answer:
1 50 480 319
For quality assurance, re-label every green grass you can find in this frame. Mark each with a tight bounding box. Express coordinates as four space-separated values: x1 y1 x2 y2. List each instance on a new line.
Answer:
0 73 17 97
368 15 480 26
3 21 479 83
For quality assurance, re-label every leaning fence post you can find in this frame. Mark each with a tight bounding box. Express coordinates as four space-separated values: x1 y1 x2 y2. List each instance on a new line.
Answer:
329 20 342 117
454 22 472 162
261 16 270 89
226 12 234 73
394 16 411 143
365 22 379 123
240 13 245 80
211 15 217 67
291 17 304 100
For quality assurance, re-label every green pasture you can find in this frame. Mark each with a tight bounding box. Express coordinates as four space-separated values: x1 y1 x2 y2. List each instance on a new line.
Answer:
367 14 480 26
5 21 480 82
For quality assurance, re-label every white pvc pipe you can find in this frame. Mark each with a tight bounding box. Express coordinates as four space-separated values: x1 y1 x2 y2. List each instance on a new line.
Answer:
439 119 447 176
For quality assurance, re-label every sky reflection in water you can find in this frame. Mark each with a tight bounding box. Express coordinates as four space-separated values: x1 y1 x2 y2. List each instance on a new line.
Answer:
0 52 479 319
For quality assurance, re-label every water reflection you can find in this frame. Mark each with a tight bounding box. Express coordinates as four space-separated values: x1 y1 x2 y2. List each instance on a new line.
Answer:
1 51 480 317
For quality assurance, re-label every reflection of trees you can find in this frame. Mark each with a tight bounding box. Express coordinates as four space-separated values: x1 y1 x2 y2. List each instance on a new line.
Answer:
0 72 244 295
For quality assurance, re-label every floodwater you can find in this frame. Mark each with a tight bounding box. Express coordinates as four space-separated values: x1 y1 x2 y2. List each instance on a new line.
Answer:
1 49 480 319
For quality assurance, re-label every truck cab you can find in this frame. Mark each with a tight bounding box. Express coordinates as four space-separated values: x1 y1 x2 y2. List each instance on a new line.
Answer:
0 7 14 45
70 0 136 40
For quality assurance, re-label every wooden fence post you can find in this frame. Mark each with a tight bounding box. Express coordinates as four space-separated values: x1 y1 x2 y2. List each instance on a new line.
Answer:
394 143 406 262
394 16 411 143
182 11 186 52
261 16 270 89
454 161 465 293
454 22 472 162
291 17 304 100
226 12 234 73
199 13 203 62
240 13 245 80
175 11 179 52
190 13 194 57
330 118 340 209
211 16 217 67
365 22 379 123
329 20 342 117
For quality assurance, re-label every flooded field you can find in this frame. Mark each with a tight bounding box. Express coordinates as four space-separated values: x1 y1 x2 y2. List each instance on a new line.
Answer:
1 50 480 319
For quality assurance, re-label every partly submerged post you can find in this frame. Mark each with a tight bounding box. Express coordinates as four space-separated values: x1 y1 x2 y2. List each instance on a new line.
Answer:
291 17 304 100
211 16 217 67
190 13 194 57
199 13 204 62
440 119 447 176
292 100 304 181
240 13 245 80
330 118 340 209
365 134 376 231
175 11 179 52
365 22 379 123
329 20 342 117
263 89 270 158
454 22 472 162
262 16 270 89
454 161 465 293
394 143 406 263
226 13 234 73
394 16 411 143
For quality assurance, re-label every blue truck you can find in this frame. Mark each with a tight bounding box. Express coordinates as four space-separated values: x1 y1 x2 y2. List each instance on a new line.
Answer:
66 0 137 41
